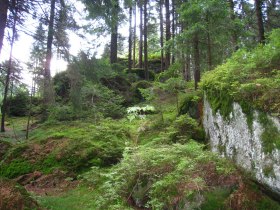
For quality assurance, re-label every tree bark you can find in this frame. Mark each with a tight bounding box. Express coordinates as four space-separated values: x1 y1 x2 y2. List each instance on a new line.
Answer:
128 5 132 71
110 0 119 64
110 26 118 63
206 13 212 70
182 53 191 81
144 0 148 80
1 0 17 132
43 0 55 109
159 0 164 71
228 0 238 51
206 31 212 70
255 0 265 44
0 0 9 57
165 0 171 69
133 5 137 67
138 3 143 68
171 0 175 64
193 33 200 90
110 26 118 64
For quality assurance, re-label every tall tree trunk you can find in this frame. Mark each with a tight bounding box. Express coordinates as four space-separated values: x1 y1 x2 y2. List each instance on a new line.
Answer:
144 0 148 80
159 0 164 71
165 0 171 69
133 5 137 68
138 3 143 68
206 13 212 70
1 0 17 132
110 25 118 63
171 0 175 64
43 0 55 110
128 6 132 71
193 33 200 90
110 0 119 64
182 51 191 81
206 31 212 70
228 0 238 51
255 0 265 43
0 0 9 57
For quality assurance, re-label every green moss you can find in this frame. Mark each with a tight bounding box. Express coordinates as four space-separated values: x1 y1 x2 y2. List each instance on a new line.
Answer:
0 140 12 159
239 101 255 132
263 164 275 178
39 153 61 174
258 112 280 153
218 144 226 154
206 89 234 120
200 188 231 210
256 197 280 210
0 159 33 178
178 91 202 119
10 144 29 157
201 29 280 116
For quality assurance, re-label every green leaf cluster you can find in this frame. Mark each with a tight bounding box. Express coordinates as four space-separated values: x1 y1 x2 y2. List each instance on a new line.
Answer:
81 141 237 209
201 29 280 117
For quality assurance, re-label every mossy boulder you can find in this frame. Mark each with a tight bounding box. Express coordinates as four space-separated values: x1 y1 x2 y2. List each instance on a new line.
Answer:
179 91 203 120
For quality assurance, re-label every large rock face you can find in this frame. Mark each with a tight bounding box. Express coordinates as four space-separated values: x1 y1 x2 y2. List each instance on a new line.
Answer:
203 97 280 195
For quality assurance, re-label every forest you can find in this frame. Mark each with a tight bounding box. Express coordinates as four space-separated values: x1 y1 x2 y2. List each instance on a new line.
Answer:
0 0 280 209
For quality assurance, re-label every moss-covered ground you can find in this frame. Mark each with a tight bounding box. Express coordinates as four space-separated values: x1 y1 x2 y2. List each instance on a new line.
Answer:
1 88 279 209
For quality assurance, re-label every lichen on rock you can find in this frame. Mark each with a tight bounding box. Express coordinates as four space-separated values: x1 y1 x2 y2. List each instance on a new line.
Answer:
203 96 280 195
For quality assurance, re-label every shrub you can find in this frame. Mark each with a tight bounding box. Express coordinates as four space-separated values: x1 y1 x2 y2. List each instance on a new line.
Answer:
179 91 202 119
53 71 71 103
164 114 205 143
130 80 153 103
7 91 29 116
81 141 237 209
48 105 75 121
124 68 155 81
81 83 126 119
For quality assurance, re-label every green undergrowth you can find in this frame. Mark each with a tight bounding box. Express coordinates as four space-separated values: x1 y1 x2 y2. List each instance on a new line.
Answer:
201 29 280 118
80 141 238 209
0 118 132 178
0 117 30 142
2 85 280 209
178 89 203 119
201 29 280 153
37 185 133 210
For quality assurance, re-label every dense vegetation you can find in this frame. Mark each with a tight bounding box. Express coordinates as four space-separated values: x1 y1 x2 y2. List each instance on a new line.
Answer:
0 0 279 209
201 29 280 117
201 29 280 154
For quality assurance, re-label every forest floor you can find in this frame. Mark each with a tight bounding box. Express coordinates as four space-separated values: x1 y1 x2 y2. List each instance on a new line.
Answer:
1 96 280 210
0 117 28 142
